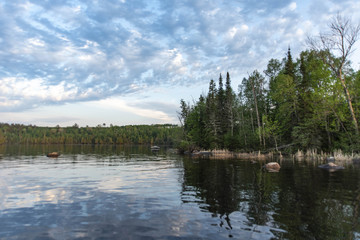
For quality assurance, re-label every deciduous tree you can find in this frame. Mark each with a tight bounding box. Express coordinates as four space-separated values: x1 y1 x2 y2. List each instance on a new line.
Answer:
307 14 360 135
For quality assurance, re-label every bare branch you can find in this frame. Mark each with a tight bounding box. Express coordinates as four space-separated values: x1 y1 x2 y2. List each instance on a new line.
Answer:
306 13 360 135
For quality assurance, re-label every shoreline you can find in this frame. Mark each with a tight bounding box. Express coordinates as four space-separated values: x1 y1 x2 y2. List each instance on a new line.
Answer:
188 149 360 163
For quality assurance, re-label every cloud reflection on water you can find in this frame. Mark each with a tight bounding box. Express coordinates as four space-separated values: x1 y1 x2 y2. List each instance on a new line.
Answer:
0 147 359 239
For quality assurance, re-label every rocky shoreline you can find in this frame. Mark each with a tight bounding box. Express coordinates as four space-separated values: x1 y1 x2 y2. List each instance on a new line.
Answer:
186 149 360 164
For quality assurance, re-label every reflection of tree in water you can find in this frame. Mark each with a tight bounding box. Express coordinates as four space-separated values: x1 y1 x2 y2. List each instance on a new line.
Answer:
181 158 360 239
181 158 276 234
182 158 239 232
246 166 279 226
273 162 360 240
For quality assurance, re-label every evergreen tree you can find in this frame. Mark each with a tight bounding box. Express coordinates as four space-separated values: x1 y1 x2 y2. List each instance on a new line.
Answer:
284 46 296 81
178 43 360 152
206 79 218 149
269 72 298 143
225 72 234 136
216 74 226 147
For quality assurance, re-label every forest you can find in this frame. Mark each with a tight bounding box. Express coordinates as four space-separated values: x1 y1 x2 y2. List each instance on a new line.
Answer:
178 15 360 154
1 16 359 153
0 123 181 146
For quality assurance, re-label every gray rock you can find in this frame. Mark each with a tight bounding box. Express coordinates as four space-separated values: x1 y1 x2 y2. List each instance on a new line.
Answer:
318 162 344 170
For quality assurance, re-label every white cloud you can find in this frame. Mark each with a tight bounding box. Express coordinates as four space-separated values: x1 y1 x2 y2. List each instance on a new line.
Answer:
0 77 78 107
28 38 45 47
289 2 297 11
94 97 175 123
0 0 359 125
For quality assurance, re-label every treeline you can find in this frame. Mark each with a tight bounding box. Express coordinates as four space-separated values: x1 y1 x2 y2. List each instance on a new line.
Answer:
0 123 181 145
179 48 360 153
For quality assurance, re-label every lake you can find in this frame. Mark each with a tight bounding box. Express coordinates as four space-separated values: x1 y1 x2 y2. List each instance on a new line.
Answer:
0 145 359 240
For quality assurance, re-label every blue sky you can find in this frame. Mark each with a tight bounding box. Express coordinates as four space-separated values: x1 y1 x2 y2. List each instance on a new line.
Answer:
1 0 360 127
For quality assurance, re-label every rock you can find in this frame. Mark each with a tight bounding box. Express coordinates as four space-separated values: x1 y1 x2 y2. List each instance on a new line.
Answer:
264 162 281 172
150 146 160 151
199 151 212 157
192 151 212 158
318 162 344 171
47 152 60 158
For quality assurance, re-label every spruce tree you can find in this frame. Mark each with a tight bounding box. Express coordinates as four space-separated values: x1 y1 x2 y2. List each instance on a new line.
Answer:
216 74 226 147
284 46 296 81
206 79 218 148
284 47 299 124
225 72 234 136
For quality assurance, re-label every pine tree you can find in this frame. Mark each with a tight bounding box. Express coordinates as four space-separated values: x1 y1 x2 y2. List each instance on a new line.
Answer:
225 72 234 136
298 51 314 122
206 79 218 148
216 74 226 147
284 47 299 124
284 46 295 80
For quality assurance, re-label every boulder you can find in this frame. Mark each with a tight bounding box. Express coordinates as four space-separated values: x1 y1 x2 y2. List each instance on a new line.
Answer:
264 162 281 172
47 152 60 158
318 162 344 171
150 146 160 151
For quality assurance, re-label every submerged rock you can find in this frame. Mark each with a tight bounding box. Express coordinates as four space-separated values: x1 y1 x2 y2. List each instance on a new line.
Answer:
318 162 344 171
264 162 281 172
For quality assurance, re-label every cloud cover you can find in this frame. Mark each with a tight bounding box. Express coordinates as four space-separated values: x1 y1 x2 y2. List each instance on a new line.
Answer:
0 0 360 125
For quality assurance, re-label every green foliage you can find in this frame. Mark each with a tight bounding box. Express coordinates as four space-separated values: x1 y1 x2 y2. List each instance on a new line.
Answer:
177 140 195 154
269 73 298 139
292 123 323 150
179 48 360 153
224 132 240 151
0 123 181 146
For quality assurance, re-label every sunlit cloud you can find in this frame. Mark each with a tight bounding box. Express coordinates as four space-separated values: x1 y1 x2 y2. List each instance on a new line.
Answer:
0 0 359 125
95 97 176 123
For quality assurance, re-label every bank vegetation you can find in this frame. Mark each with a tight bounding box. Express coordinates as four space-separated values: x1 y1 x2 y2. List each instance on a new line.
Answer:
178 15 360 156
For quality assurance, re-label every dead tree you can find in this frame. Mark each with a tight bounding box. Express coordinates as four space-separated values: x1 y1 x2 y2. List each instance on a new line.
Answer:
307 14 360 135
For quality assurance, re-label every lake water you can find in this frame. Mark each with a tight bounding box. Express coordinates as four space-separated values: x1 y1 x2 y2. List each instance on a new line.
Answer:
0 145 359 240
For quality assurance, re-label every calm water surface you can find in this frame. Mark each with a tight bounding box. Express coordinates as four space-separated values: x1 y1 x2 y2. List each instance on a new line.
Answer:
0 145 359 240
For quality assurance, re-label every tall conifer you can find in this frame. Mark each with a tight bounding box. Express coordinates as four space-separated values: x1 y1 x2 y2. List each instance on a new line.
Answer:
217 74 226 147
284 46 295 81
225 72 234 136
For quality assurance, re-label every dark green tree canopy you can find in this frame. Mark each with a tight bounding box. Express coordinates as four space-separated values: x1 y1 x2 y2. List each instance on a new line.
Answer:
179 47 360 153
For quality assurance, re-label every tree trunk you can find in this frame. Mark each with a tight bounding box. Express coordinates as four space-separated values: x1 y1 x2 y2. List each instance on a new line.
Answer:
241 109 247 146
273 136 278 152
325 117 331 147
229 107 234 137
339 70 359 135
262 119 266 148
250 109 255 135
251 78 262 146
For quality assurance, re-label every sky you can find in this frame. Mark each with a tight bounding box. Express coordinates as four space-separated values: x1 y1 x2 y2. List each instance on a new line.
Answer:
1 0 360 127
